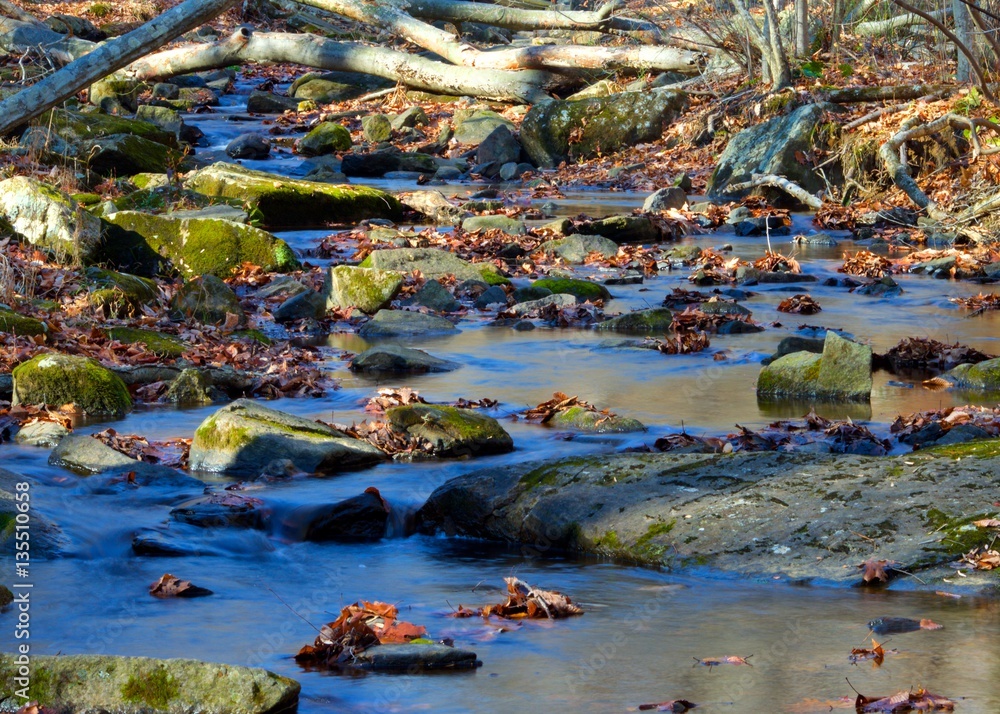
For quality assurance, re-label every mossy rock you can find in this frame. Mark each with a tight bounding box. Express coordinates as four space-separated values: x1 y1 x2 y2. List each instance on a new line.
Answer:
105 327 187 358
520 89 688 167
361 114 393 143
189 399 384 474
105 211 298 278
184 162 403 227
12 353 132 416
944 357 1000 390
531 278 611 302
42 108 177 147
386 404 513 457
298 122 352 156
86 267 158 317
164 368 214 404
757 331 872 401
290 71 393 103
0 653 300 714
596 308 672 333
323 265 403 314
0 177 104 263
576 214 660 245
540 233 619 263
360 247 507 285
85 133 182 176
89 77 147 112
0 308 46 336
461 215 527 235
452 108 515 146
358 309 458 338
548 406 646 433
170 274 245 326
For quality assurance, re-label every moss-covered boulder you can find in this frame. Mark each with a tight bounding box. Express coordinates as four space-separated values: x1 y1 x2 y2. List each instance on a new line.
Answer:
89 77 146 112
461 215 527 235
184 162 403 227
170 274 245 326
361 113 393 142
360 247 507 285
42 108 177 147
386 404 513 457
540 233 619 264
757 331 872 401
105 211 298 278
106 327 187 358
548 406 646 433
0 654 300 714
298 122 352 156
0 177 104 263
944 357 1000 390
86 133 181 176
189 399 384 475
135 104 202 144
358 310 458 338
707 103 835 201
290 71 393 103
86 266 158 317
13 353 132 416
576 214 660 245
164 368 214 404
323 265 403 314
596 308 673 333
350 344 456 373
520 89 688 168
0 308 46 336
531 278 611 302
452 108 516 146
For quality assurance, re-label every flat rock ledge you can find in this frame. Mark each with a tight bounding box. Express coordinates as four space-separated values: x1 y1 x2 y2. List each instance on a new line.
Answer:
417 440 1000 594
0 654 300 714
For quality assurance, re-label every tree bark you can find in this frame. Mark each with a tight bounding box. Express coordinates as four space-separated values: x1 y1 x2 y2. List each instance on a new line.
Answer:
0 0 237 136
794 0 809 57
762 0 792 88
127 28 563 103
953 0 973 82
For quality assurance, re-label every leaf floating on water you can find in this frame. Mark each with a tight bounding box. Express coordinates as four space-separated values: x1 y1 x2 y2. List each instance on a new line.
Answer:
149 573 213 599
454 577 583 620
295 600 428 667
693 654 753 669
849 638 894 668
858 558 900 584
637 699 697 712
854 688 955 712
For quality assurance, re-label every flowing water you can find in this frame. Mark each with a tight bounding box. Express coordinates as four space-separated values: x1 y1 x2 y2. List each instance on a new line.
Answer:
7 87 1000 712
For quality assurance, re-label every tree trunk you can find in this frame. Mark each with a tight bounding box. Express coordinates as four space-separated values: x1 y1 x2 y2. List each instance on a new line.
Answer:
794 0 809 57
953 0 973 82
762 0 792 88
127 28 564 103
0 0 237 136
295 0 700 74
855 8 950 36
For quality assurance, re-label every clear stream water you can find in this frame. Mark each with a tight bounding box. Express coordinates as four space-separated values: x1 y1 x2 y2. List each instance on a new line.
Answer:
5 88 1000 713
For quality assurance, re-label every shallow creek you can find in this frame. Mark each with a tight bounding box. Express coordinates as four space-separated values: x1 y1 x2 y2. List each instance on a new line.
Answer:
6 88 1000 712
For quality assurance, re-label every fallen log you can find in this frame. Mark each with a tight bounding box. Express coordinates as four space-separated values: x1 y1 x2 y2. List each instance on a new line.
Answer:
726 173 823 209
127 28 563 103
0 0 237 137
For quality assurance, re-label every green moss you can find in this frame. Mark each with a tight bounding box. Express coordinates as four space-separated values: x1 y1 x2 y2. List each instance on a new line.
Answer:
595 529 621 549
89 2 111 16
597 308 673 333
71 192 102 206
531 278 610 302
41 108 176 147
12 353 132 416
635 519 676 549
121 667 179 709
923 438 1000 459
105 327 187 358
519 456 598 489
386 404 511 454
0 309 46 336
194 415 253 452
480 266 510 285
86 267 158 317
923 508 997 556
233 329 272 345
298 122 352 155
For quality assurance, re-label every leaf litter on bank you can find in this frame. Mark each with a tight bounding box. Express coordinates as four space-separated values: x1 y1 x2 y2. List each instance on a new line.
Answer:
840 250 894 278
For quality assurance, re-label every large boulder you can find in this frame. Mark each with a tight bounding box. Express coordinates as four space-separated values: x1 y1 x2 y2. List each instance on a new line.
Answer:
105 211 298 278
13 353 132 416
323 265 404 314
576 214 660 245
0 654 300 714
358 310 458 338
341 148 437 177
477 125 521 166
42 108 177 148
135 104 202 144
360 247 507 285
520 89 687 168
85 134 178 176
226 133 271 160
184 162 403 227
189 399 384 475
707 103 835 201
0 177 103 263
386 404 513 456
170 274 245 326
757 331 872 401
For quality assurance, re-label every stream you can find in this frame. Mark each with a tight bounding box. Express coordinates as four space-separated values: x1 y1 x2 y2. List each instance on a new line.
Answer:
6 84 1000 713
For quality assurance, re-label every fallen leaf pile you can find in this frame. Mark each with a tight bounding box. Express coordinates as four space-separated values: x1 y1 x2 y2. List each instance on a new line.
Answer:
295 601 427 667
778 294 822 314
91 429 191 468
840 250 894 278
525 392 617 424
891 405 1000 445
950 292 1000 316
879 337 993 373
453 577 584 620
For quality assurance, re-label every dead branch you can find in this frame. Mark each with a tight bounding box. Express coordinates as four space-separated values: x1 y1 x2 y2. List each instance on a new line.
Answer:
726 173 823 209
855 7 950 35
843 92 944 130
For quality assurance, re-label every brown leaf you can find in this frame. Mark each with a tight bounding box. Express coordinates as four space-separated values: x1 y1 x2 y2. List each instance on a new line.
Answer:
149 573 213 599
858 558 899 583
973 518 1000 528
694 655 753 668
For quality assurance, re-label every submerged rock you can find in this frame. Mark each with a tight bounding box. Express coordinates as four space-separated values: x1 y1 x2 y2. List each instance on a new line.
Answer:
300 490 391 541
520 89 687 167
350 644 481 671
358 310 458 338
757 331 872 401
13 354 132 416
189 399 384 475
386 404 513 457
322 265 403 314
350 345 457 374
184 162 403 227
0 654 300 714
0 177 104 263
